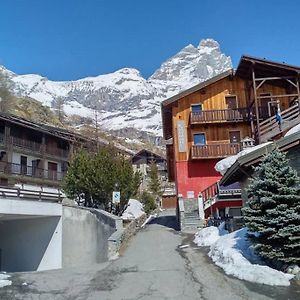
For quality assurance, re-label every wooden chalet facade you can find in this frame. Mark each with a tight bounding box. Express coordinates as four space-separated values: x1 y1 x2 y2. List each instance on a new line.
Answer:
161 56 300 217
0 113 132 189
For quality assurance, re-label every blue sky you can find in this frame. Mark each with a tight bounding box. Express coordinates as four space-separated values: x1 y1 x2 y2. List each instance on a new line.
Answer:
1 0 299 80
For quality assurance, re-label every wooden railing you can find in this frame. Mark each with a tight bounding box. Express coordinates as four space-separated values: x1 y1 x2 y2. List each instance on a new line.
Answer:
259 103 300 142
0 186 63 202
190 108 250 124
202 181 241 210
0 133 69 159
191 143 241 159
0 162 66 181
10 135 42 152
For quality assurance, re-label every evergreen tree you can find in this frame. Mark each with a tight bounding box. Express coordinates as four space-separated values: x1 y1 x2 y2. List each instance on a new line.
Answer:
62 149 94 206
148 160 162 198
62 146 141 214
243 147 300 266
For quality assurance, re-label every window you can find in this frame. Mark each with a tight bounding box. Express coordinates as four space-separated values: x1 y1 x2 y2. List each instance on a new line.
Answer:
225 95 237 109
193 133 206 145
229 131 241 143
191 104 202 113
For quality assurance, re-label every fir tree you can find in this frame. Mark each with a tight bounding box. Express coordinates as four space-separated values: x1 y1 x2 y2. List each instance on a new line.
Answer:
243 147 300 266
148 160 162 198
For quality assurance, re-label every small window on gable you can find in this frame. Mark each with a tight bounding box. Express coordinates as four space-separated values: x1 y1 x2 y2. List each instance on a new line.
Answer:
191 104 202 113
225 95 237 109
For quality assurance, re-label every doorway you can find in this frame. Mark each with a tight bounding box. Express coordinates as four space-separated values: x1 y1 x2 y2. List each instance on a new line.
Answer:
48 162 58 180
20 156 27 175
225 95 237 109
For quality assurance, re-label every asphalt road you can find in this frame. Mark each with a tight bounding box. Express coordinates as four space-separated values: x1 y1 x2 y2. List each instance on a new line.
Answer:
1 209 299 300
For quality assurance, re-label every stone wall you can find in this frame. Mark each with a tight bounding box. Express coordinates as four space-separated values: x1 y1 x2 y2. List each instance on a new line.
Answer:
108 214 147 259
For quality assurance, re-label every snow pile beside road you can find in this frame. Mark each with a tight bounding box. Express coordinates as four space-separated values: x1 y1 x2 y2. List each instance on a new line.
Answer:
194 227 294 286
194 222 228 246
215 142 272 175
121 199 145 220
285 123 300 137
0 273 12 288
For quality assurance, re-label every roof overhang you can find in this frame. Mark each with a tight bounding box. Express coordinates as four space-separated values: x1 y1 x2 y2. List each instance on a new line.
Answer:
236 55 300 81
220 130 300 186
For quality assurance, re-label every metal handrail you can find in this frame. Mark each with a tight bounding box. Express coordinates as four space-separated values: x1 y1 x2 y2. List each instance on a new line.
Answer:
0 186 63 202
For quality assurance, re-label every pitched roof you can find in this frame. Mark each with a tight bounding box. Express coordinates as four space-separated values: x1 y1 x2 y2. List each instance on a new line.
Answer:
220 130 300 186
161 69 234 108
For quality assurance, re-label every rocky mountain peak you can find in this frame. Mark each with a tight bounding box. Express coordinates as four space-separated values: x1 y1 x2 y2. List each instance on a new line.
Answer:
1 38 232 140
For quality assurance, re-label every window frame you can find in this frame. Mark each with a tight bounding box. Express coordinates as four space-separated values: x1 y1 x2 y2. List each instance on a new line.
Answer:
193 132 206 145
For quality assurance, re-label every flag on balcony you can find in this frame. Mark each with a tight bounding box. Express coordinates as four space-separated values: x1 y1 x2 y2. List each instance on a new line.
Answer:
275 107 283 125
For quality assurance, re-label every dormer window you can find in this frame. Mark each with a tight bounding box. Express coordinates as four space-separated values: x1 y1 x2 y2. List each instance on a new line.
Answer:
191 104 202 113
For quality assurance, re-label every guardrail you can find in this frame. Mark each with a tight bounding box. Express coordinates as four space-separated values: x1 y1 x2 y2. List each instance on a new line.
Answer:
0 186 63 202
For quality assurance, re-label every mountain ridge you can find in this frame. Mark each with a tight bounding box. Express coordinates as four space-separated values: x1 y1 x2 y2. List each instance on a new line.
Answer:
0 38 232 138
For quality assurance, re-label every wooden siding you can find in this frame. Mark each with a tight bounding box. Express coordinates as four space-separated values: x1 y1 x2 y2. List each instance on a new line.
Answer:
172 76 292 162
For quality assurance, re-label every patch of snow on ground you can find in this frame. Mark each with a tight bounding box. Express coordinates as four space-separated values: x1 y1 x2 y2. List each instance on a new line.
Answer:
215 142 272 175
121 199 145 220
285 123 300 137
194 222 228 246
0 273 12 288
194 226 294 286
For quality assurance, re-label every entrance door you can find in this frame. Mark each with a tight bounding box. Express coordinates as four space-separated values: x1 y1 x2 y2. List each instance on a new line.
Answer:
225 95 237 109
259 93 272 118
48 162 58 180
20 156 27 175
193 133 206 145
229 131 241 144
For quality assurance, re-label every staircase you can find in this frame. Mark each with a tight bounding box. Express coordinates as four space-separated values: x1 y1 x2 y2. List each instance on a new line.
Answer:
258 103 300 142
182 210 203 232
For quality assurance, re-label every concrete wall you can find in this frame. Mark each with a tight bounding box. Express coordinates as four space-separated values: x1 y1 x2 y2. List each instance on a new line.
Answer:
0 198 63 272
0 216 62 272
62 206 121 268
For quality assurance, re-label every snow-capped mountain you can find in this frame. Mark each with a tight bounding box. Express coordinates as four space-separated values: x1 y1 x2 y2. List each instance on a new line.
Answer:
1 38 232 137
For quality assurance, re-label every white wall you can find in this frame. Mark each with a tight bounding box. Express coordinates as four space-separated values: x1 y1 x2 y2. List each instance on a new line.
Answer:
12 152 62 172
0 198 62 272
0 216 62 272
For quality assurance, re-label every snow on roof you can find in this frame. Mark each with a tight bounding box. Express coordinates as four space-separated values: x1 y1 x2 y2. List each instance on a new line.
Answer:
215 143 272 176
284 123 300 137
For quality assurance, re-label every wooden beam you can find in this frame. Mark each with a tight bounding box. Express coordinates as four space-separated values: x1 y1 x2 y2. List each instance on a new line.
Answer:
255 76 295 81
257 93 299 99
256 79 266 90
286 79 298 89
252 65 261 143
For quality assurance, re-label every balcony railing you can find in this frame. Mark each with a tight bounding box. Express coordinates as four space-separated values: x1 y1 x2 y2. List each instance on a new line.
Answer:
10 135 42 152
0 133 69 159
0 162 66 182
190 108 250 124
202 181 242 210
191 143 241 159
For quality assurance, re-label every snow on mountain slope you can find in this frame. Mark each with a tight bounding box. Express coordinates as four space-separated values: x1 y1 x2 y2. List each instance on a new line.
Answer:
1 38 232 136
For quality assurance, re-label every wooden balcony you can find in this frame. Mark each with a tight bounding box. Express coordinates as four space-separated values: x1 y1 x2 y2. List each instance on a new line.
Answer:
0 162 66 182
202 181 242 211
0 133 69 159
190 108 250 124
191 143 241 159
